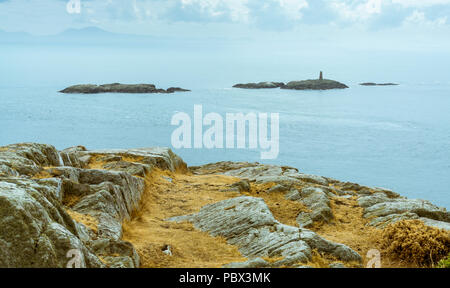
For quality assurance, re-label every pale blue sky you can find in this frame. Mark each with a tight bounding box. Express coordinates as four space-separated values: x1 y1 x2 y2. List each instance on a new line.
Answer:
0 0 449 36
1 0 450 60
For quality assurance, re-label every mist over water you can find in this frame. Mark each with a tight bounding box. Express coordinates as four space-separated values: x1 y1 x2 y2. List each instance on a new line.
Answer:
1 44 449 209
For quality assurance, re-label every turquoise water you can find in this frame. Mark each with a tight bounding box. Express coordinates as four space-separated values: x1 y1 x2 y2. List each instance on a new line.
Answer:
0 84 449 208
0 44 449 208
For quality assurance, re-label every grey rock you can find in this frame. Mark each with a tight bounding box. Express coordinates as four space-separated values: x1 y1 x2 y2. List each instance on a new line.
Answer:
296 213 314 228
267 184 289 193
77 147 187 172
189 162 259 175
221 164 328 187
286 173 329 186
419 217 450 231
0 143 62 176
230 180 251 193
102 256 135 268
223 258 270 268
368 212 419 229
285 189 301 201
0 178 102 268
89 238 140 268
358 193 392 208
295 187 333 227
102 161 152 177
363 199 450 222
169 196 361 265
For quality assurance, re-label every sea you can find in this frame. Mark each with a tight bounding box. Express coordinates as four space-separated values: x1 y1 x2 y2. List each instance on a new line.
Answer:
1 44 449 209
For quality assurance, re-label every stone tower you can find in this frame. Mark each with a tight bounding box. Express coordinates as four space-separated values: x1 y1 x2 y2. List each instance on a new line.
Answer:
319 71 323 80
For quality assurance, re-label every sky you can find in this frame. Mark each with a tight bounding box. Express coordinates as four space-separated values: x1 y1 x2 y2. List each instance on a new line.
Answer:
0 0 449 37
0 0 450 85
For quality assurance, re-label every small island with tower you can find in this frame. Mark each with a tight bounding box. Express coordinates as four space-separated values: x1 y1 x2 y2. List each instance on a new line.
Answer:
233 71 349 90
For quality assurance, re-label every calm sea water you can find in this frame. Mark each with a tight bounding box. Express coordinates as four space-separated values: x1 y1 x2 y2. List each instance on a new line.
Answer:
0 44 449 208
0 84 449 208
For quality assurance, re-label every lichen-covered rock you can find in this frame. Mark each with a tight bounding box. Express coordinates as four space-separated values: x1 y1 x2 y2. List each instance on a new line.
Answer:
0 178 102 268
0 143 62 176
88 238 139 268
295 187 333 227
0 143 185 268
169 196 361 265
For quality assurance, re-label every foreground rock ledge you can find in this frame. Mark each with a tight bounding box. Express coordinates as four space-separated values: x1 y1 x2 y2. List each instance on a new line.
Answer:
59 83 190 94
0 143 449 268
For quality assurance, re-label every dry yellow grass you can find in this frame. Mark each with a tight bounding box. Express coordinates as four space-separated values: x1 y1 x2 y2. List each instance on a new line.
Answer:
63 194 81 208
310 197 383 267
87 154 145 170
122 170 249 268
243 183 309 227
31 168 53 179
66 209 98 233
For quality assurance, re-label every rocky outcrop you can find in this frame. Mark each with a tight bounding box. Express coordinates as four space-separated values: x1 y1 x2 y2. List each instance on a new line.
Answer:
358 192 450 230
233 82 285 89
1 143 449 268
190 161 450 232
0 143 187 268
59 83 190 94
360 83 398 86
281 79 349 90
169 196 362 266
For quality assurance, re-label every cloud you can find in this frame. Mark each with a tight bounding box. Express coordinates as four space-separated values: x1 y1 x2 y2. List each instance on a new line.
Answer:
0 0 449 35
404 10 447 26
275 0 309 20
392 0 450 8
330 0 383 22
179 0 251 22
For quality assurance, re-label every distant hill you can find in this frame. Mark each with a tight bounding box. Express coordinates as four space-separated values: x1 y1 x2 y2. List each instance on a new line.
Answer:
0 26 207 49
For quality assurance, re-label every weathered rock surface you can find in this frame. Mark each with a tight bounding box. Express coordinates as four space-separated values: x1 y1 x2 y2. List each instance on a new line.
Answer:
223 258 270 268
62 147 187 173
233 82 285 89
59 83 190 94
0 143 63 176
294 187 333 228
0 143 187 268
191 161 450 232
281 79 349 90
358 191 450 230
169 196 362 266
